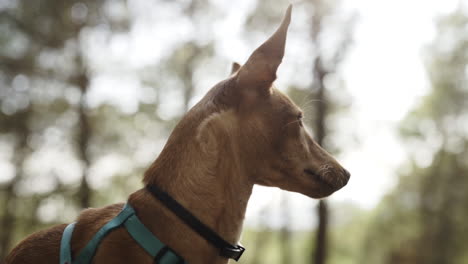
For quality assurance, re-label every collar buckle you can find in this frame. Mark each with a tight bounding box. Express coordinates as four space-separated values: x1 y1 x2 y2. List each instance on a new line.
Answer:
220 245 245 261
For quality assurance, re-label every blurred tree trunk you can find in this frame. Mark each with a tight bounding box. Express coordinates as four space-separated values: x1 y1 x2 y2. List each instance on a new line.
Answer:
178 1 215 114
419 149 459 264
418 152 444 263
0 111 29 260
312 56 329 264
314 201 329 264
307 1 354 262
181 45 199 113
307 2 331 262
0 180 18 260
280 193 292 264
74 52 92 208
181 2 199 113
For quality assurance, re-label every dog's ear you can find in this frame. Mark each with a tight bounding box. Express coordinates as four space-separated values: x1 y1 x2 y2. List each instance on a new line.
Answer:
230 62 241 75
237 5 292 93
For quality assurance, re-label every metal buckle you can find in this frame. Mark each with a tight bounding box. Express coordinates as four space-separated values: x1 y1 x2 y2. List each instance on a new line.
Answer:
220 245 245 261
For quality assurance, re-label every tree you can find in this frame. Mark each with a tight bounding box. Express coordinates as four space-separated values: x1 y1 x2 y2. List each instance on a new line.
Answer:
361 5 468 264
403 6 468 263
304 1 354 264
0 109 29 259
245 1 354 263
0 0 129 258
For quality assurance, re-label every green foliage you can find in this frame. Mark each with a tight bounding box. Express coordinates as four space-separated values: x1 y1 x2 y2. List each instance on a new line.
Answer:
361 6 468 264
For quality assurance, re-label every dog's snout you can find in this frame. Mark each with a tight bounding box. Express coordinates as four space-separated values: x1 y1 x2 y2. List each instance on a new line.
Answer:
341 168 351 186
343 169 351 179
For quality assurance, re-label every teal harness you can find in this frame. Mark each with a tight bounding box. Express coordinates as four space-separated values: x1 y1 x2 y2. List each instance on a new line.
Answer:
59 185 245 263
59 203 185 264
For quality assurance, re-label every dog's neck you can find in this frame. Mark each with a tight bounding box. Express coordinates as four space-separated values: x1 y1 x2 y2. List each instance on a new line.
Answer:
129 107 253 264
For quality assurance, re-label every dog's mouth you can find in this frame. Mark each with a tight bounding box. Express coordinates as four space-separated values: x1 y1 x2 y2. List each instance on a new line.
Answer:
304 169 335 189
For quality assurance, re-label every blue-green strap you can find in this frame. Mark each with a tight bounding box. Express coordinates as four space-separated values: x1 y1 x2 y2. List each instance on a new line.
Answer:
59 203 186 264
73 204 135 264
60 222 76 264
123 208 185 264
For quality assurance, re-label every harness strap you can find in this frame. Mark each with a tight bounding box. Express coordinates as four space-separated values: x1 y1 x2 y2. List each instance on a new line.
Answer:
59 204 186 264
124 214 182 263
60 223 76 264
73 204 134 264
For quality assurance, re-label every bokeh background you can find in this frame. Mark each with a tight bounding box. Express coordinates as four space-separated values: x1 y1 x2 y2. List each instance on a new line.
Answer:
1 0 467 263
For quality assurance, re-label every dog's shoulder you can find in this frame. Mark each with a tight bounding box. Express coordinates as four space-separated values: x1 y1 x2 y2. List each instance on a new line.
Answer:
78 203 125 221
71 203 126 253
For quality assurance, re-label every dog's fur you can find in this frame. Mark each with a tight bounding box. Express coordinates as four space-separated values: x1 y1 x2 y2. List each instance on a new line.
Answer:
5 5 349 264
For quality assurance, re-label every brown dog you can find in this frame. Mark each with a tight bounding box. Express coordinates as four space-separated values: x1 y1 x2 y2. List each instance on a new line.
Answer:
5 5 349 264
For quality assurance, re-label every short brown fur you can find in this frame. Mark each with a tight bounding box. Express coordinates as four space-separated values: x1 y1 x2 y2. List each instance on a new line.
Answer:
5 5 349 264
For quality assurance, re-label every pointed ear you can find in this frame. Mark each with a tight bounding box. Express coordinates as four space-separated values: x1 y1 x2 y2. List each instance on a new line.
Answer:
230 62 241 75
238 5 292 91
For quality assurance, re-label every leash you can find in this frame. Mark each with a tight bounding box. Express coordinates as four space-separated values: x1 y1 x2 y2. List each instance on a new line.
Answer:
146 185 245 261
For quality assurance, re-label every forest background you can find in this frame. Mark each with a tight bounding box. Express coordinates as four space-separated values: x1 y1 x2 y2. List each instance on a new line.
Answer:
1 0 467 263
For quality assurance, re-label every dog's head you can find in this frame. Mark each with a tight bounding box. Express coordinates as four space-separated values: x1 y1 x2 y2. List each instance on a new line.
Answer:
167 5 350 198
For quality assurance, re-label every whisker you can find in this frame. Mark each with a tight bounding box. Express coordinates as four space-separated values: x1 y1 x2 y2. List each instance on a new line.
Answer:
297 92 315 108
300 104 318 112
300 99 324 109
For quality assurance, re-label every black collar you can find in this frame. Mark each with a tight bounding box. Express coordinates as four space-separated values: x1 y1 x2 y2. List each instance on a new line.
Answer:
145 185 245 261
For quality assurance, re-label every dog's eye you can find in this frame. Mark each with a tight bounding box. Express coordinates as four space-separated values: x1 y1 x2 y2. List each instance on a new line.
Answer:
297 113 303 126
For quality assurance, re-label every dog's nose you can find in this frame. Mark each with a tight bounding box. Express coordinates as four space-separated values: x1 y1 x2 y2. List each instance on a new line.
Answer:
343 169 351 178
342 169 351 184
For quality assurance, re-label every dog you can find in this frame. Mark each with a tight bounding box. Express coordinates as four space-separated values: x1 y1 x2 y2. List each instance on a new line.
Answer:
5 5 349 264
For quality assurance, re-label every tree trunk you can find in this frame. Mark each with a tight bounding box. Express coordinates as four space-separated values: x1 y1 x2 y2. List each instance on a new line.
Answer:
280 193 292 264
419 150 458 264
0 181 18 260
312 56 329 264
0 112 29 259
314 200 328 264
75 52 92 209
